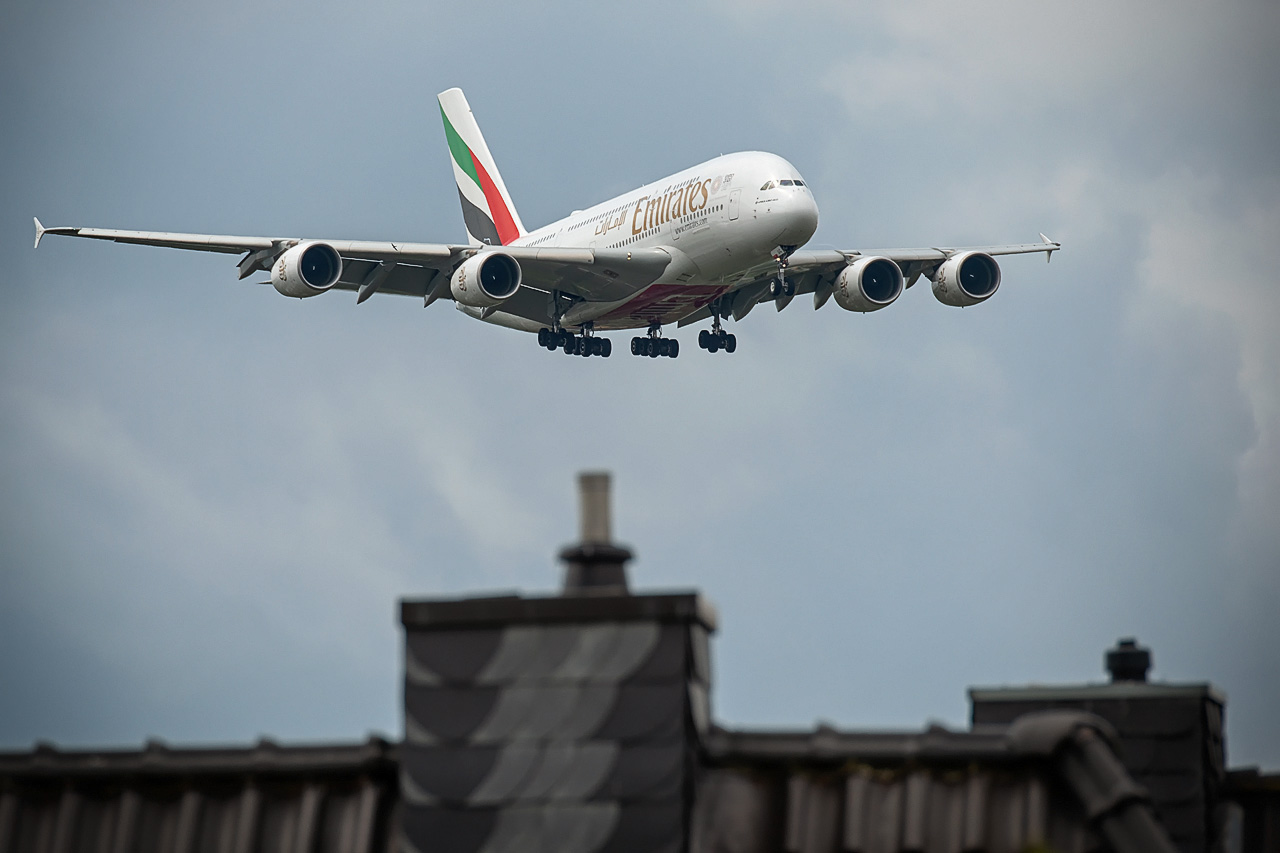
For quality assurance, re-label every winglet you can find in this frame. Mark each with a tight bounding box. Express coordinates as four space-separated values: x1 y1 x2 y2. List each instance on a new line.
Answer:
1040 232 1060 263
34 217 46 249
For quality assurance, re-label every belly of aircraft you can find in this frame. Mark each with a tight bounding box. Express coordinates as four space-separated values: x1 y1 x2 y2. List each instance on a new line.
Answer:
592 283 729 331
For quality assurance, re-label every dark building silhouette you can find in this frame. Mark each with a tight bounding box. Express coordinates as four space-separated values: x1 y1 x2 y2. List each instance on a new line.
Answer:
972 638 1226 852
1 473 1275 852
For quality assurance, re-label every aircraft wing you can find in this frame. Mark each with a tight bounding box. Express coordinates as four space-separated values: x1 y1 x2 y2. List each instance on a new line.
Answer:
679 238 1061 324
33 220 672 309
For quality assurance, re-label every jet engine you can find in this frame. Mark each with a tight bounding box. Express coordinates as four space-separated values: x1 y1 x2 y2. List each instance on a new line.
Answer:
271 242 342 298
450 252 522 309
833 256 904 313
930 251 1001 307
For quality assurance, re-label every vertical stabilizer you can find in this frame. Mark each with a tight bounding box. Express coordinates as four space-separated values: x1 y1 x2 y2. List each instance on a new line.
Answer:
438 88 526 247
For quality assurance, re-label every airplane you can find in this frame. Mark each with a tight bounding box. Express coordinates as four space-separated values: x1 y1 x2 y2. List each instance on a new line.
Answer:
34 88 1060 360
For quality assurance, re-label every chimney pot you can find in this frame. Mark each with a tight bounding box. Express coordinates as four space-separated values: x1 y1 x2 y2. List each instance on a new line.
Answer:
1106 636 1152 682
579 471 612 544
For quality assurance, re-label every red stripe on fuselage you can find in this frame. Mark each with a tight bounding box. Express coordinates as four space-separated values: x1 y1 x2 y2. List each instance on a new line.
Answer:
470 153 519 245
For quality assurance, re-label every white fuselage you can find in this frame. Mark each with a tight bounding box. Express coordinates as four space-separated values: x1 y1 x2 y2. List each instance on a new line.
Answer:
502 151 819 331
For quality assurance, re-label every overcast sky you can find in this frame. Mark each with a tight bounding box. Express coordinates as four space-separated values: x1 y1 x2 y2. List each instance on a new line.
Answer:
2 0 1277 769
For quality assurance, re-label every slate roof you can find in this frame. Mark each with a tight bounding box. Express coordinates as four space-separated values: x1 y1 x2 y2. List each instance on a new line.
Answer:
398 591 713 853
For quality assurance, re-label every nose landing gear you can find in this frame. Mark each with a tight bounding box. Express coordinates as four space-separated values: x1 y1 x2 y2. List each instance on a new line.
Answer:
767 249 796 300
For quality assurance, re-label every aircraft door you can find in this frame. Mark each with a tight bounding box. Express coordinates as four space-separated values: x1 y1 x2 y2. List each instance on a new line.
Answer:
729 189 741 221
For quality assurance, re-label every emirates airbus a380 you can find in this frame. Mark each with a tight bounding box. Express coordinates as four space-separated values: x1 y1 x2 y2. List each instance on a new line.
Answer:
35 88 1059 359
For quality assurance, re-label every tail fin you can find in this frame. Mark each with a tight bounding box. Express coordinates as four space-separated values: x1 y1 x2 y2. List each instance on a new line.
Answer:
438 88 526 247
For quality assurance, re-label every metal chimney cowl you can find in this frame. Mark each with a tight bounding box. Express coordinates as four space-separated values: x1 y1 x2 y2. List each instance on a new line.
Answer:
560 471 633 595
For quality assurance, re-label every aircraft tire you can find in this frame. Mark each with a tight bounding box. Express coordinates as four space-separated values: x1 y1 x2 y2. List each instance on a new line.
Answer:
601 338 612 358
668 340 679 358
707 336 719 353
538 328 549 347
698 330 710 349
648 340 660 358
725 334 737 353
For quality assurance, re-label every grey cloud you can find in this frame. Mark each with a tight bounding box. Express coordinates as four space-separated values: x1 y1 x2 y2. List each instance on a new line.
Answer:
1 0 1276 769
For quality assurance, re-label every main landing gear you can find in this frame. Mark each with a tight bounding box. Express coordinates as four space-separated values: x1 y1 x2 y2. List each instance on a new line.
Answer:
631 324 678 358
698 328 736 353
538 327 611 357
698 305 736 353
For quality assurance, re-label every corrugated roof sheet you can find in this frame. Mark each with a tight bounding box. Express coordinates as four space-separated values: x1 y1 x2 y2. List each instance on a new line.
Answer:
0 738 397 853
693 711 1178 853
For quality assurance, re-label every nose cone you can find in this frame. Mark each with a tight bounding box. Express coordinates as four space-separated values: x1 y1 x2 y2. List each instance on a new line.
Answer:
776 192 819 247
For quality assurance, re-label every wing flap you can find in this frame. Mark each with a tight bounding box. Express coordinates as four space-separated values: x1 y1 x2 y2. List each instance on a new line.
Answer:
511 247 671 303
35 217 677 323
857 242 1060 262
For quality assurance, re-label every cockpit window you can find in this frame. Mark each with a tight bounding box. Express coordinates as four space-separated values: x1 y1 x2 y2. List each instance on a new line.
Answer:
779 179 794 187
794 180 805 186
760 181 775 191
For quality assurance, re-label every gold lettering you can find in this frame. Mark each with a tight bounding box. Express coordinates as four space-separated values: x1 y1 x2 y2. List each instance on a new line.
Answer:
632 197 648 234
696 179 710 211
677 181 693 217
645 196 661 230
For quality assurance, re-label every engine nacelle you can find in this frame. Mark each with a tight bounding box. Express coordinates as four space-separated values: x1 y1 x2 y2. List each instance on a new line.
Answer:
833 256 904 313
450 252 522 309
931 251 1001 307
271 242 342 298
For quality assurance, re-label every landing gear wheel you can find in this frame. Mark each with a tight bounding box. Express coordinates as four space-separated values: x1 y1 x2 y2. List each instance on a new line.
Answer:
601 338 612 358
698 330 710 349
668 340 679 358
724 334 737 353
707 335 720 353
657 339 671 358
563 338 575 355
648 339 660 358
631 337 641 356
538 328 550 347
769 279 796 299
